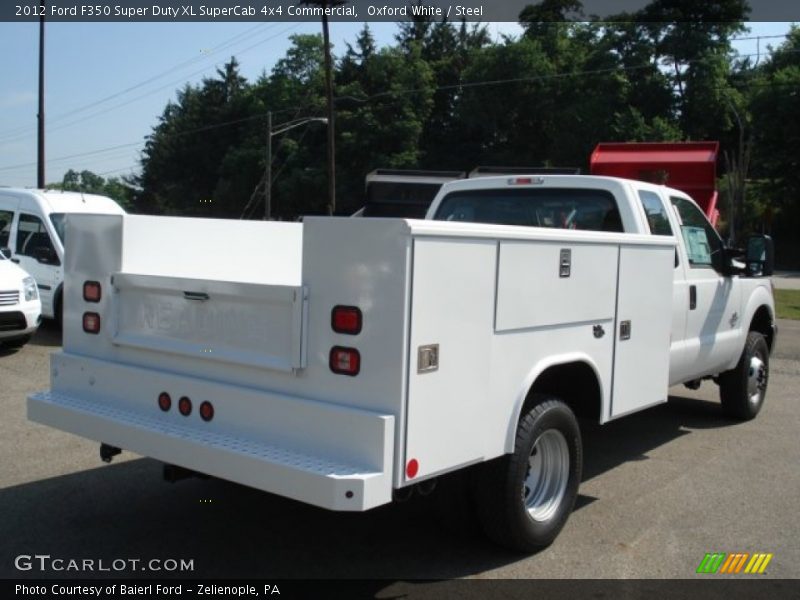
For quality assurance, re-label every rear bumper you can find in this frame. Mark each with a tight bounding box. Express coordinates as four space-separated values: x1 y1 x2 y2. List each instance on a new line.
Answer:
28 353 395 511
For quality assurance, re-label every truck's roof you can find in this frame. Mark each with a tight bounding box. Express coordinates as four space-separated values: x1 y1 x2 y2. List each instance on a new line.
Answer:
437 174 630 191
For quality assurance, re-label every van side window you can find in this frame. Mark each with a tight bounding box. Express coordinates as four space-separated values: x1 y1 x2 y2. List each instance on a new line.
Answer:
638 191 673 236
0 209 13 248
16 213 56 258
670 196 723 271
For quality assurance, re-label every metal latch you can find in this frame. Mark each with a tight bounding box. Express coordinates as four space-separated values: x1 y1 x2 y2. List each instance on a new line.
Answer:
418 344 439 373
183 291 210 302
559 249 571 278
620 320 632 341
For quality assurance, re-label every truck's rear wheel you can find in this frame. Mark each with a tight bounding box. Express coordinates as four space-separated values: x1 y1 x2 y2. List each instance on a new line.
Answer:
719 331 769 420
474 395 582 552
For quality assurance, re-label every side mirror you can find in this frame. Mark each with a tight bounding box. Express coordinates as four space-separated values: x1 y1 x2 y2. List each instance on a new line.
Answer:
32 245 60 266
745 234 774 277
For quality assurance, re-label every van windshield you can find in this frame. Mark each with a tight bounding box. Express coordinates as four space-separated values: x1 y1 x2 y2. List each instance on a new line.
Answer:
50 213 66 245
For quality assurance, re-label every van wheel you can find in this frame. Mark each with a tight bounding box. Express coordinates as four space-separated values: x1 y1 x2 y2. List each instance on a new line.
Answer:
54 294 63 328
718 332 769 420
473 395 582 552
3 335 31 349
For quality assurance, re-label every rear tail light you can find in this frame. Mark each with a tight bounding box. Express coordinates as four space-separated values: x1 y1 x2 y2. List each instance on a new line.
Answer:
83 281 102 302
82 312 101 334
178 396 192 416
158 392 171 412
331 305 362 334
329 347 360 376
199 401 214 422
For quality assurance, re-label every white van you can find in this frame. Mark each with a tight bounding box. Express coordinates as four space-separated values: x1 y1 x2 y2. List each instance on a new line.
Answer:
0 248 41 347
0 188 125 321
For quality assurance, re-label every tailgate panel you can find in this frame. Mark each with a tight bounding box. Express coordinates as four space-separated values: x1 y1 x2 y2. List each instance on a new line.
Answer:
111 273 307 372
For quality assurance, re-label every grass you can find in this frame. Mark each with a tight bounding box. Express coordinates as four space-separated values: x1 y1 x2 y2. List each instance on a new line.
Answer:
775 289 800 320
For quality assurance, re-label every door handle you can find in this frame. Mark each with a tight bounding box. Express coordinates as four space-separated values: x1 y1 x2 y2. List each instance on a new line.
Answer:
689 285 697 310
183 291 210 302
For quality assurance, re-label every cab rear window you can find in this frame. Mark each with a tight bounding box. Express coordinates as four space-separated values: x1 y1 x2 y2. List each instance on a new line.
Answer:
433 188 623 232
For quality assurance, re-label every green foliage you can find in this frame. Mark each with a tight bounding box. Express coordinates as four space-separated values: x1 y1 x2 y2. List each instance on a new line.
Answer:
775 289 800 321
111 8 795 266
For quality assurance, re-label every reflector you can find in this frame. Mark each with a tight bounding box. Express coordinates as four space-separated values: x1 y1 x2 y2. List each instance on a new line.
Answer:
82 312 101 334
329 347 360 376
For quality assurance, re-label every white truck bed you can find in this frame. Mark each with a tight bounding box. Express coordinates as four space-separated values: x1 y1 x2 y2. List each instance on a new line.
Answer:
29 214 674 510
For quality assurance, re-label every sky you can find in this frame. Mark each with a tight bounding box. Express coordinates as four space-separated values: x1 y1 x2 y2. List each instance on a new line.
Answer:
0 20 794 188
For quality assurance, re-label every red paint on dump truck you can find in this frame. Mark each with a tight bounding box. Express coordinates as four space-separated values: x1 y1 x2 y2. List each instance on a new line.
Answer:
590 142 720 225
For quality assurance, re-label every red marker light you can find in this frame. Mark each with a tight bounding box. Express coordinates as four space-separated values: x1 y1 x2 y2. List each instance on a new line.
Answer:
406 459 419 479
83 281 102 303
178 396 192 417
199 401 214 422
158 392 171 412
331 306 362 335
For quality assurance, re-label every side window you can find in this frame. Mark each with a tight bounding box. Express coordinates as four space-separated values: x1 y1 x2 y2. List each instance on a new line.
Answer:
0 209 13 248
670 196 723 270
15 213 55 258
638 191 673 236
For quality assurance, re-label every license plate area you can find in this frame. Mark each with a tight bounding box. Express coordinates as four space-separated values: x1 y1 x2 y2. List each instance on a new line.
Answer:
110 273 307 372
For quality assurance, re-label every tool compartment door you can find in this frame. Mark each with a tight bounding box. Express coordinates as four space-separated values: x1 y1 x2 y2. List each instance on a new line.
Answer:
610 243 674 418
404 237 497 481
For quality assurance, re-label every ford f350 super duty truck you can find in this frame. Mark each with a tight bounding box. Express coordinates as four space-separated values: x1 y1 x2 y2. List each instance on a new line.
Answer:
27 174 775 552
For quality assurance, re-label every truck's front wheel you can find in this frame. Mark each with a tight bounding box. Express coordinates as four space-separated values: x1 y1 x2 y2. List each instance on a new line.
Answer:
719 331 769 420
474 395 582 552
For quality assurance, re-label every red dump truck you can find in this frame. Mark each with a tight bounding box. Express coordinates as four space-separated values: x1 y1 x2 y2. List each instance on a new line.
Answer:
590 141 720 225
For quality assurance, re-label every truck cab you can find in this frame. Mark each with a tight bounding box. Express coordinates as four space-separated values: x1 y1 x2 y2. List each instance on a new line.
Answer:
427 174 776 411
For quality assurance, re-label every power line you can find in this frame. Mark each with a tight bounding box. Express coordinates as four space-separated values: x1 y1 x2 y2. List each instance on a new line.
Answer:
0 23 300 144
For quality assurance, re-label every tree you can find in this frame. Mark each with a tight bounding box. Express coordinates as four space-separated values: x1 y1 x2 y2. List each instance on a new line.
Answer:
47 169 134 209
134 58 258 217
747 27 800 263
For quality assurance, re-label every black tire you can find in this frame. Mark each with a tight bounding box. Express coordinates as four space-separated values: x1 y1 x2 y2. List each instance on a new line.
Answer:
2 335 31 349
473 394 582 552
53 292 63 328
718 331 769 420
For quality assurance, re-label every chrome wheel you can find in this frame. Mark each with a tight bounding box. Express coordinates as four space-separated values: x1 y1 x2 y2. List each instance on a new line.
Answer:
523 429 570 522
747 355 767 406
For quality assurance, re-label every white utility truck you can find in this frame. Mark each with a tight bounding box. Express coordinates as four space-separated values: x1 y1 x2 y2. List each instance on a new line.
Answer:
28 175 776 551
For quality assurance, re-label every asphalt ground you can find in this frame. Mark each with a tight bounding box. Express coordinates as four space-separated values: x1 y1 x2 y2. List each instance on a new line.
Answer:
1 320 798 584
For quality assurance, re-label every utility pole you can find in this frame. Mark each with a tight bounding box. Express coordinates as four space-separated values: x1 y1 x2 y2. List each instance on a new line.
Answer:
264 110 272 221
303 0 344 216
263 113 327 221
321 4 335 215
37 0 45 188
